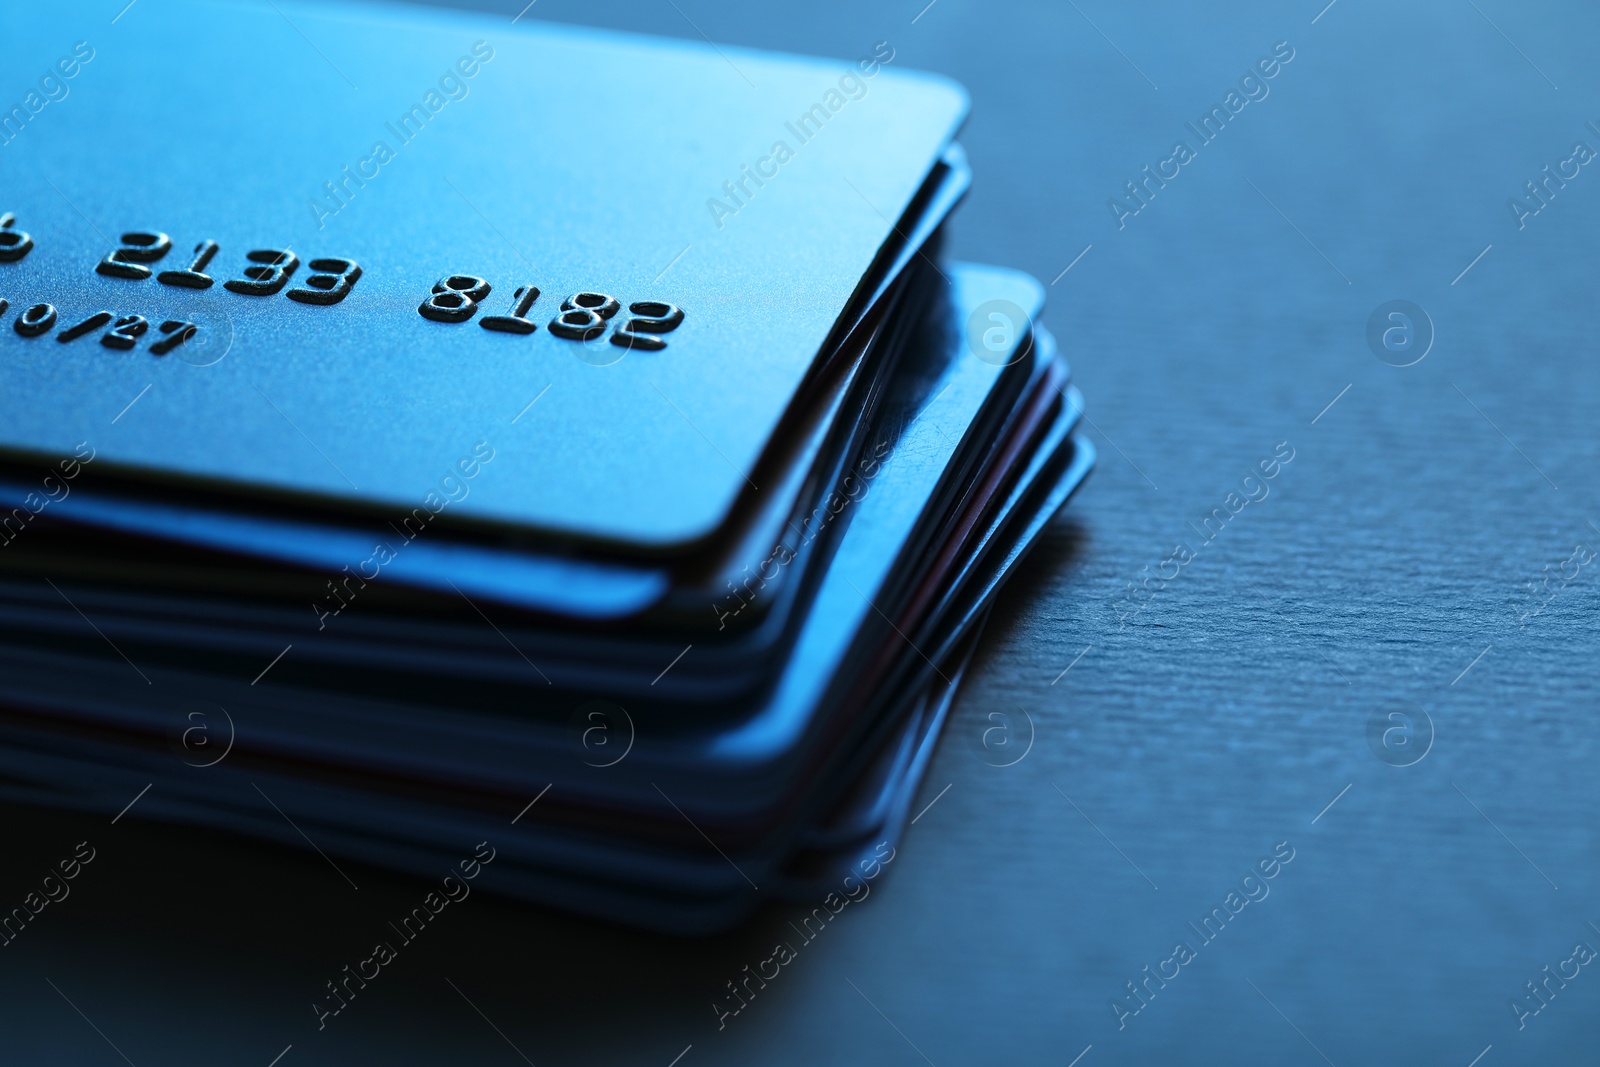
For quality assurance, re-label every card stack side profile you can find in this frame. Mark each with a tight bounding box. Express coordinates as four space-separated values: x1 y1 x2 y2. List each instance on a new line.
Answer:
0 0 1093 932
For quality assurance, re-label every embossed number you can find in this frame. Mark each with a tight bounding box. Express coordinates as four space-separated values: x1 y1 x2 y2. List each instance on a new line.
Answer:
549 292 619 340
288 258 362 306
158 240 220 289
97 232 173 280
480 285 540 334
150 320 198 356
419 275 491 323
224 249 299 296
101 315 149 350
13 303 56 337
611 301 684 351
0 214 33 263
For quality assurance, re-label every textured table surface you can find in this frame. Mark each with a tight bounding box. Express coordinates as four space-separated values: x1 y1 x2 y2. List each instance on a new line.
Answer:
7 1 1599 1063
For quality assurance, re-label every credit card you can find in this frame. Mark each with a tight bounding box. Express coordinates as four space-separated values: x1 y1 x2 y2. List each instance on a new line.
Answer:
0 0 966 549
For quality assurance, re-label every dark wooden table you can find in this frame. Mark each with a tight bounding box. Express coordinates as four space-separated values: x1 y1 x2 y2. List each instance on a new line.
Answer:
8 1 1598 1063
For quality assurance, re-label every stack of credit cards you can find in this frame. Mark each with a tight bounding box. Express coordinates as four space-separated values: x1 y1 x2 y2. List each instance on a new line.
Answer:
0 0 1092 931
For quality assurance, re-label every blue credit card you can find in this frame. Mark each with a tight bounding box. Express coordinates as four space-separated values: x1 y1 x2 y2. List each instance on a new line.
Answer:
0 280 1093 930
0 149 974 635
0 0 966 550
0 263 1048 708
0 262 1070 807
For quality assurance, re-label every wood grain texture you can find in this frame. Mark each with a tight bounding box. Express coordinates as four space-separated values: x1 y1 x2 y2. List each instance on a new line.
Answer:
2 1 1596 1064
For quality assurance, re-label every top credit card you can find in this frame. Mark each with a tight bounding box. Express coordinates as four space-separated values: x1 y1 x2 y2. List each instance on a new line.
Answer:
0 0 965 551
